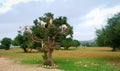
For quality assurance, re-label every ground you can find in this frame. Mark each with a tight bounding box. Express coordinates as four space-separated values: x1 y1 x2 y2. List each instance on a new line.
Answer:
0 47 120 71
0 57 61 71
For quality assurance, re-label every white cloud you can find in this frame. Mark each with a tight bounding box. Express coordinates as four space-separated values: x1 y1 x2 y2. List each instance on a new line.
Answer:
81 5 120 28
74 5 120 40
0 0 55 14
0 0 34 14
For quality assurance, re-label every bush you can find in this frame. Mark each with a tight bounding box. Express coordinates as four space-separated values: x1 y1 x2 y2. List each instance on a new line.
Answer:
1 37 12 50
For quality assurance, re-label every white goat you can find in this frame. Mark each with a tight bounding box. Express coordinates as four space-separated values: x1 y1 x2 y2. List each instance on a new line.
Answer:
49 18 53 26
60 24 68 32
40 21 46 28
25 25 31 32
19 25 31 33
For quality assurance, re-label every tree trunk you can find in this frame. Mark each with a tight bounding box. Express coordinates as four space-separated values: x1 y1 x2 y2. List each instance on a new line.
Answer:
5 45 10 50
64 47 69 50
29 48 32 52
47 48 55 66
23 48 27 52
43 48 55 66
42 38 56 66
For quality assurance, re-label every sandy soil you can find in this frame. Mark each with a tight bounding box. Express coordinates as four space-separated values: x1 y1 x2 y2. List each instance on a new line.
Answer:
0 57 62 71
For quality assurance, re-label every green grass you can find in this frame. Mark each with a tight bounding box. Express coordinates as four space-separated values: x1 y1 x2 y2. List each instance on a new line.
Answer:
21 59 42 64
0 47 120 71
55 57 119 71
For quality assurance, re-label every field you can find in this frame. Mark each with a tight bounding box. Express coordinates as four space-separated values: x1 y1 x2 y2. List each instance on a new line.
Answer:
0 47 120 71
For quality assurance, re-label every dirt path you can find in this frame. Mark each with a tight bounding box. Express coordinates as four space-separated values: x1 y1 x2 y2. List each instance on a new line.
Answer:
0 57 62 71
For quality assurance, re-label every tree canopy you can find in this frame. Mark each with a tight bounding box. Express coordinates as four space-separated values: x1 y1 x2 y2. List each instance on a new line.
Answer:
60 38 80 49
1 37 12 50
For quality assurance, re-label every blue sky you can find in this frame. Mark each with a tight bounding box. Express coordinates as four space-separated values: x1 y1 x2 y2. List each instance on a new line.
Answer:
0 0 120 41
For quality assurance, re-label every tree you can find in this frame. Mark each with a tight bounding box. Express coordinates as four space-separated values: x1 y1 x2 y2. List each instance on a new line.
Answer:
60 38 80 49
12 39 18 46
72 40 80 48
1 37 12 50
31 13 73 66
14 31 33 52
96 29 106 47
16 12 73 66
60 38 73 50
96 13 120 51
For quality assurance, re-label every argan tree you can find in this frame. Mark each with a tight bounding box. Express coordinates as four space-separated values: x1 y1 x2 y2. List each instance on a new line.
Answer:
31 13 73 66
17 13 73 66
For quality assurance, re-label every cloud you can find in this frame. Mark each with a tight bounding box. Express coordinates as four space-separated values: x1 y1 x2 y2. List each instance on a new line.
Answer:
81 5 120 28
0 0 33 14
73 5 120 40
0 0 55 14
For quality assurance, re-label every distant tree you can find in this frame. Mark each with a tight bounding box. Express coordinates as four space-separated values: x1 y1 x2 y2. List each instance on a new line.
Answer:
80 40 97 47
12 38 19 46
96 29 106 47
96 13 120 51
60 38 80 49
1 37 12 50
60 38 73 50
72 40 80 48
14 31 33 52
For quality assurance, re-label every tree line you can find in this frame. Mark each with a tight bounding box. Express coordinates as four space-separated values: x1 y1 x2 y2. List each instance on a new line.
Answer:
96 13 120 51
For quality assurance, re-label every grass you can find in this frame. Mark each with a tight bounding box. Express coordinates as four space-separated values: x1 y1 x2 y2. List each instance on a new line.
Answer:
21 59 42 64
55 57 119 71
0 47 120 71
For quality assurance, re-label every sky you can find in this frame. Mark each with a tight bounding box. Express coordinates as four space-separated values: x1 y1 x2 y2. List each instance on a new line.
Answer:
0 0 120 41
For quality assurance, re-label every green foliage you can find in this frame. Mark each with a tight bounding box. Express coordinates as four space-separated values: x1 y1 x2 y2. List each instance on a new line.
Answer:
54 16 67 26
60 38 73 50
32 26 46 39
1 37 12 50
96 29 106 47
48 26 57 37
12 39 19 46
96 13 120 51
14 32 33 52
72 40 80 48
60 38 80 49
14 34 24 45
32 42 42 51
